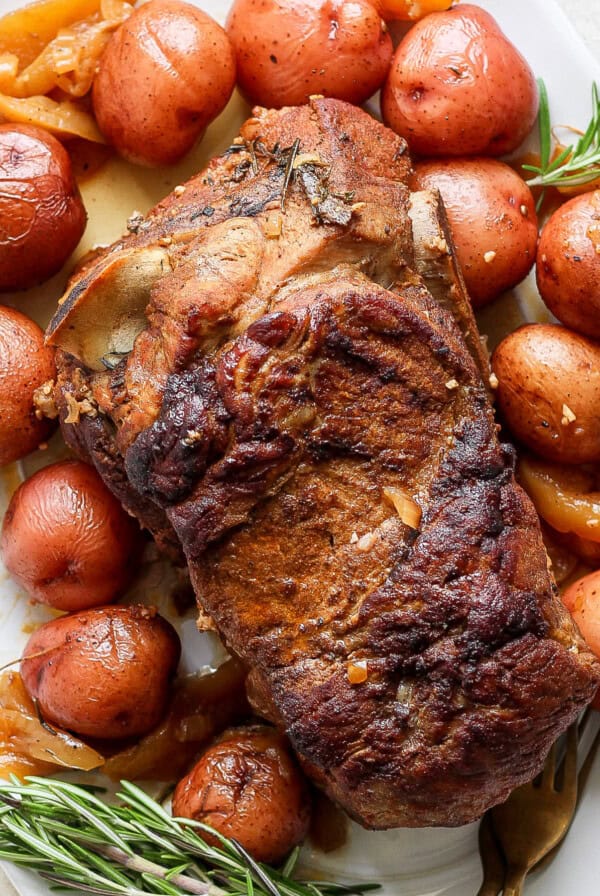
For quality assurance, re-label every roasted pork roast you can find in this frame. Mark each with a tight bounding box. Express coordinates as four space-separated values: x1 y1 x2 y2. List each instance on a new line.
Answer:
48 99 600 828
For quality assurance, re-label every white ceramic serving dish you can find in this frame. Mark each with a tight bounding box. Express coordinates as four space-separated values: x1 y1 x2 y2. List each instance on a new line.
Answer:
1 1 599 893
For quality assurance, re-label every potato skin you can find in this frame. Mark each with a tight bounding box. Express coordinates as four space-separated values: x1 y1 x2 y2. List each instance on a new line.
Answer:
562 571 600 709
563 572 600 656
0 306 56 466
226 0 392 109
20 606 180 739
382 4 538 157
172 725 311 863
93 0 236 167
536 191 600 339
413 158 538 307
1 459 142 611
0 124 86 290
492 324 600 464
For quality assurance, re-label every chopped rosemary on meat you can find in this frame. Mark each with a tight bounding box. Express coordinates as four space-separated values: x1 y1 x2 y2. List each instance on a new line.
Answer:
0 777 378 896
281 138 301 210
524 79 600 200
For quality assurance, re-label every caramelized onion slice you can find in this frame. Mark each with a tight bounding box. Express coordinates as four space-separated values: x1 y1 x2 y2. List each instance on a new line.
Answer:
0 0 101 67
0 671 104 778
374 0 455 21
0 92 104 141
519 456 600 544
2 710 104 770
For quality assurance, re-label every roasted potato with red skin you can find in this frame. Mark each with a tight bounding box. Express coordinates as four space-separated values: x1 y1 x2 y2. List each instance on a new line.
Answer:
1 459 142 611
382 5 538 157
492 324 600 464
93 0 236 167
20 606 180 739
562 571 600 709
413 158 538 307
0 124 86 291
536 191 600 339
172 725 311 863
0 306 56 466
226 0 392 109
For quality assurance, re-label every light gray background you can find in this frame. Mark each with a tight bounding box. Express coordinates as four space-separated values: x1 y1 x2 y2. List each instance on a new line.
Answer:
0 1 597 894
561 0 600 58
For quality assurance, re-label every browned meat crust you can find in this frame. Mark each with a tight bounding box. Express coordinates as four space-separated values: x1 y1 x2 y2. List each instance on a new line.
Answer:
127 275 598 828
48 99 600 829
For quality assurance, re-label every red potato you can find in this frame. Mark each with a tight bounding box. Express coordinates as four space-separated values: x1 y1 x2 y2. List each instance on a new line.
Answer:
226 0 392 109
413 158 538 307
173 725 311 863
382 4 538 157
93 0 236 167
1 460 142 611
20 605 181 739
562 571 600 709
536 190 600 339
492 324 600 464
0 306 56 466
0 124 86 291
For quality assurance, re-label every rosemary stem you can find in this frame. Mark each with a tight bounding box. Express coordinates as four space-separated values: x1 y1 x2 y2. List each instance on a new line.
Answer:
0 778 377 896
100 845 227 896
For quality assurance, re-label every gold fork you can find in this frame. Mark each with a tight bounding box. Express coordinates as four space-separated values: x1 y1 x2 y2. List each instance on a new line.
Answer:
477 712 600 896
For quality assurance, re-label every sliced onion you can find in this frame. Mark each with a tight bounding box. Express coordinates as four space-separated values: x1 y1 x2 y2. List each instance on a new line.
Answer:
0 672 104 777
2 710 104 771
0 92 105 141
519 457 600 544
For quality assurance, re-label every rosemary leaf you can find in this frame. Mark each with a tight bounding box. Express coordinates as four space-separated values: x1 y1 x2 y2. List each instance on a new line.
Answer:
525 79 600 193
538 78 551 169
0 777 377 896
280 848 299 880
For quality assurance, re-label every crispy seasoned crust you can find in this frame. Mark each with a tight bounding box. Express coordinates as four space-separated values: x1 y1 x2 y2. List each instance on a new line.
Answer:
126 276 598 828
49 100 600 828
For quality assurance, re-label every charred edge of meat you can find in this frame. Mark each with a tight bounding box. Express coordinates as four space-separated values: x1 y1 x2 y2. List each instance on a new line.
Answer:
126 365 231 505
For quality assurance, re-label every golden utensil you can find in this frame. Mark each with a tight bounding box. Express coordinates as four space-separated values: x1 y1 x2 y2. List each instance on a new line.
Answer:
491 722 578 895
477 711 600 896
476 812 505 896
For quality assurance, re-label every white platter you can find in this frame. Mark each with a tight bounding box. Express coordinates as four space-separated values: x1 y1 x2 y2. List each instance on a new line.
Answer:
1 0 600 894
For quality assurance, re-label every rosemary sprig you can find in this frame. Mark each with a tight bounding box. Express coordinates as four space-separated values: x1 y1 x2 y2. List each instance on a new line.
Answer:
524 78 600 193
0 777 378 896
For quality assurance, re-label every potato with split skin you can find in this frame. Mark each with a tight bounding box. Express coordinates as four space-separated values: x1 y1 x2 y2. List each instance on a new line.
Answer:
92 0 236 166
0 305 56 466
226 0 392 109
382 4 538 157
492 324 600 465
1 460 142 611
172 725 311 863
413 158 538 307
20 606 181 740
536 190 600 339
0 124 86 291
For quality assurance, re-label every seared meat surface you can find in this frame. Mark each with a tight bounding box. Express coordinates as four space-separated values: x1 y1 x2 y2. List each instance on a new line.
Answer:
49 99 600 828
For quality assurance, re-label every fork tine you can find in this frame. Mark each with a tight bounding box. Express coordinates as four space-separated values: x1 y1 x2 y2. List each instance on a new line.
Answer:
530 713 600 876
540 742 558 790
576 723 600 807
477 812 505 896
559 722 579 792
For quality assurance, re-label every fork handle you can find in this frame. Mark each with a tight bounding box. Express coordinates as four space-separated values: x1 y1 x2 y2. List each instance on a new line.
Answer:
503 865 529 896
